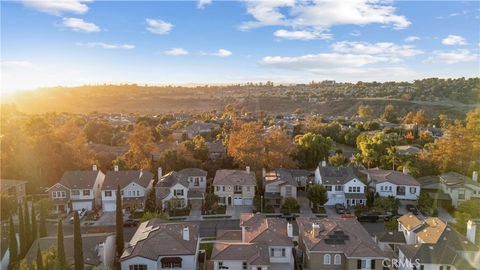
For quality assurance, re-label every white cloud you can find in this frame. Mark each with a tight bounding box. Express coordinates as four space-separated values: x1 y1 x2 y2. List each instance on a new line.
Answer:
203 49 232 57
21 0 91 15
426 49 477 64
405 36 420 42
273 29 331 40
437 10 468 19
163 48 189 56
331 41 423 60
76 42 135 49
240 0 410 35
62 17 100 32
1 60 35 69
197 0 212 9
146 18 173 35
349 30 361 37
442 35 466 45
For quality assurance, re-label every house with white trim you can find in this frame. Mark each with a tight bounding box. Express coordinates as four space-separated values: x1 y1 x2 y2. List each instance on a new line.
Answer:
213 167 256 206
47 165 105 213
314 164 367 207
438 171 480 207
366 169 420 200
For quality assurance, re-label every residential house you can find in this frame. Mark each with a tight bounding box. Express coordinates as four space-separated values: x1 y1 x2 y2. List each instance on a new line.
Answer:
398 220 479 270
47 165 105 214
205 140 226 160
120 220 200 270
178 168 207 200
0 179 27 203
211 213 294 270
366 169 420 200
314 164 367 207
263 168 299 207
297 217 386 270
101 166 154 212
397 214 447 245
25 233 116 269
438 171 480 207
172 122 220 141
213 168 256 206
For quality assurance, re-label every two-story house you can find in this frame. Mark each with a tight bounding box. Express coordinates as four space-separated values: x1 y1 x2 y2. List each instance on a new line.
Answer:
398 220 478 270
264 168 298 207
120 220 200 270
297 217 386 270
439 171 480 207
314 165 367 207
101 166 154 212
366 169 420 200
211 213 294 270
156 171 190 210
213 168 256 206
47 165 105 214
397 214 447 245
178 168 207 201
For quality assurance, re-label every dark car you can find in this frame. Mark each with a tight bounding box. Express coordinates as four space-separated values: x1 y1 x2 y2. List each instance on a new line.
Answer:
383 213 401 221
357 212 379 222
406 204 419 215
124 219 139 227
280 213 296 221
335 204 347 214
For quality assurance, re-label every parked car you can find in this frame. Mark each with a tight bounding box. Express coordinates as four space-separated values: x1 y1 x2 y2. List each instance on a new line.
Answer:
280 213 296 221
124 219 139 227
383 212 401 221
335 204 347 214
357 212 379 222
406 204 419 215
69 209 87 223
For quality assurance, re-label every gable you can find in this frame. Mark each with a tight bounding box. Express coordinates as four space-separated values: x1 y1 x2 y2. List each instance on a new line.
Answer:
47 183 70 192
344 178 366 187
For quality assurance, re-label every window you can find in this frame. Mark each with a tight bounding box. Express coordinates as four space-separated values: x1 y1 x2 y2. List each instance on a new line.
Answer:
324 254 331 265
52 191 66 199
105 191 112 197
83 190 91 196
334 254 341 265
458 190 465 200
326 185 332 191
194 177 200 186
257 268 261 270
129 265 147 270
71 190 80 196
357 259 367 269
234 185 242 192
349 187 352 192
136 190 140 196
285 186 292 197
174 189 184 196
349 186 361 193
246 186 251 192
216 186 220 192
439 266 443 270
160 257 182 268
410 187 416 194
121 191 124 196
389 186 392 191
242 262 247 270
222 186 225 192
282 248 286 257
270 248 286 257
335 185 343 191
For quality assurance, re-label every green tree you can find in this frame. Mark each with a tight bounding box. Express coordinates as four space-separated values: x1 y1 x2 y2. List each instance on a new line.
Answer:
144 188 157 213
358 105 372 119
122 124 156 170
381 104 398 123
56 220 66 270
328 152 348 167
386 146 399 170
281 197 300 213
31 203 37 242
385 219 398 231
73 212 84 270
9 216 18 269
203 193 219 213
115 185 124 266
295 133 332 169
307 184 328 210
36 243 43 270
373 196 399 212
413 109 429 126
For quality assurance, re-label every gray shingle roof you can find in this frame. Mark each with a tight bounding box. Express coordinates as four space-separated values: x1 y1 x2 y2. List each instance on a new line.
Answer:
178 168 207 177
213 169 256 186
367 169 420 186
440 171 480 188
102 170 153 190
121 219 198 261
56 170 101 190
318 166 358 185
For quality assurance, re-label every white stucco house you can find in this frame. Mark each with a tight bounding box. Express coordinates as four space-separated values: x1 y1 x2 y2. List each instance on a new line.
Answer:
101 166 154 212
211 213 294 270
47 165 105 213
438 171 480 207
120 220 199 270
314 164 367 207
366 169 420 200
213 168 256 206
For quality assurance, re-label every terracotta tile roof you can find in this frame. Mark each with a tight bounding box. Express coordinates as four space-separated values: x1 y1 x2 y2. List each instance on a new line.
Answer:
240 213 293 246
415 217 447 244
211 243 269 265
397 213 423 230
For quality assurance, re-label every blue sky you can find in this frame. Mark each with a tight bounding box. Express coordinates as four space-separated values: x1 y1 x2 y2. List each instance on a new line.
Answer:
1 0 479 92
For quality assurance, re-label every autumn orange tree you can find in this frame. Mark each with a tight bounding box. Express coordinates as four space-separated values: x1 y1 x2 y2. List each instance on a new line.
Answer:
121 123 156 170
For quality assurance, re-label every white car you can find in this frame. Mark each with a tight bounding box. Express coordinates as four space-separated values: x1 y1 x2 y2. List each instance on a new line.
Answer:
69 209 87 223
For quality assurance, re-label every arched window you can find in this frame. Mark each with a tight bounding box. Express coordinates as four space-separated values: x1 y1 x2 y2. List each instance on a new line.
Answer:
334 254 341 265
324 254 331 265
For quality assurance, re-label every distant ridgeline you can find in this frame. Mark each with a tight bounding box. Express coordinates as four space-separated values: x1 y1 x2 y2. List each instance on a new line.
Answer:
9 77 480 115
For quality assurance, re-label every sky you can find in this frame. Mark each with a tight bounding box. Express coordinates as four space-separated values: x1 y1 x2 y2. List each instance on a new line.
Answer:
1 0 479 93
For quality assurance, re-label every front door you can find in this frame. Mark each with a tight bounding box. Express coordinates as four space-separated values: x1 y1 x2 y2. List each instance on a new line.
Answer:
228 196 232 205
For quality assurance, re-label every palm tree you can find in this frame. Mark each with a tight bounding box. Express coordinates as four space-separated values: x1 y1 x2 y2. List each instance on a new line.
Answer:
386 146 398 170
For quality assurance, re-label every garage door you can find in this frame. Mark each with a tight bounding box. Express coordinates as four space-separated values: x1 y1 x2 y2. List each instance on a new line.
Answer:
233 197 243 205
243 198 253 205
103 202 116 212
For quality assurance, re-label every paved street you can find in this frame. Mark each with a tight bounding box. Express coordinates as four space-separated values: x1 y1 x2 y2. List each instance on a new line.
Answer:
226 205 252 219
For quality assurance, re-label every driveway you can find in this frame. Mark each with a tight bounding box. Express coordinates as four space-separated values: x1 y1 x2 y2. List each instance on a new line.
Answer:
94 212 117 226
324 206 341 218
227 205 252 219
187 199 202 221
298 196 313 217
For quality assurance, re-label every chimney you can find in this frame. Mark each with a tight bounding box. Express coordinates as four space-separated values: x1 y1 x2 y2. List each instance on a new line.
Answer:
321 160 327 167
403 167 409 175
158 167 163 180
92 164 98 171
114 165 119 172
287 223 293 238
467 220 476 244
473 171 478 182
182 225 190 241
139 168 143 178
262 168 266 179
246 166 250 174
312 222 321 237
